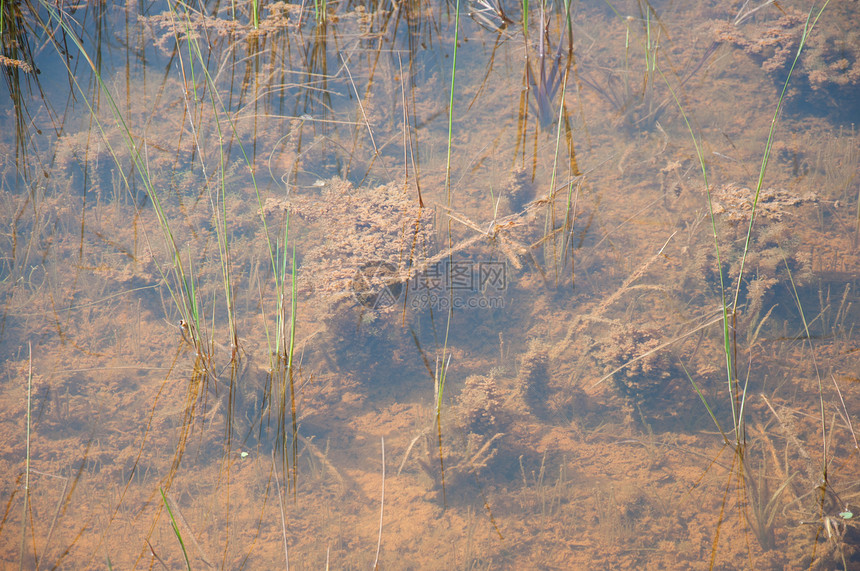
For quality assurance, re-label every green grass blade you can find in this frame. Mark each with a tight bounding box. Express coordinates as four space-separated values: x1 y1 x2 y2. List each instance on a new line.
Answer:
38 0 203 347
159 488 191 571
167 0 291 348
657 65 737 436
444 0 461 205
521 0 528 37
287 246 297 370
730 2 829 312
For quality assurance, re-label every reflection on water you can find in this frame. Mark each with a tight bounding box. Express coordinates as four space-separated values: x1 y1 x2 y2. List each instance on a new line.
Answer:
2 0 860 568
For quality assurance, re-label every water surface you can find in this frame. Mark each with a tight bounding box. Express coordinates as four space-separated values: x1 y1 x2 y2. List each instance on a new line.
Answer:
2 0 860 568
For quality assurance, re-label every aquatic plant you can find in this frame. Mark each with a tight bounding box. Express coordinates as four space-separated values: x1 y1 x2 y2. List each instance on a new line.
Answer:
416 428 505 500
742 443 793 551
263 177 435 311
715 3 860 94
514 339 551 419
594 323 678 401
465 0 582 287
694 184 817 344
0 0 42 183
455 374 507 434
37 0 211 361
16 1 311 560
761 393 860 568
577 1 664 130
412 375 508 502
661 0 834 560
524 0 573 129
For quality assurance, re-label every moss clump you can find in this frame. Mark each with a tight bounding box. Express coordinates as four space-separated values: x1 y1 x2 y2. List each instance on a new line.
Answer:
514 340 551 418
455 374 506 435
263 177 435 312
595 324 677 400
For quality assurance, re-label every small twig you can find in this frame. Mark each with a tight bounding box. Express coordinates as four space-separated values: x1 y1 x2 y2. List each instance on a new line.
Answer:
34 472 70 571
372 437 385 570
339 52 379 159
297 434 346 489
467 433 504 471
761 395 819 487
145 539 170 571
734 0 775 25
397 54 423 207
398 430 429 475
19 342 32 571
830 374 860 453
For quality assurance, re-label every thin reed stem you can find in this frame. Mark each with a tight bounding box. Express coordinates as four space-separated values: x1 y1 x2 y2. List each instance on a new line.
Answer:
19 342 32 571
272 451 290 570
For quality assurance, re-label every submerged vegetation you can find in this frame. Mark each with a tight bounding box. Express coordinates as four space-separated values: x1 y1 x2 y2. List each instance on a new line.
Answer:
1 0 859 568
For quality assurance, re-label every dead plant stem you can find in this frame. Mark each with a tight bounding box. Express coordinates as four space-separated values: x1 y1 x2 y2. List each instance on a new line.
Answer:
272 451 290 570
373 437 385 570
19 341 32 571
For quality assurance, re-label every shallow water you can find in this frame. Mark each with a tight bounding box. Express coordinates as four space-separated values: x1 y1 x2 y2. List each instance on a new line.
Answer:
2 0 860 568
